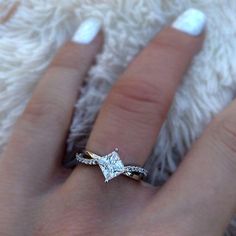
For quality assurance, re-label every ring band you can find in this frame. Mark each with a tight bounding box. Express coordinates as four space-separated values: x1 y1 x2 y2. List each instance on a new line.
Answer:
65 148 148 182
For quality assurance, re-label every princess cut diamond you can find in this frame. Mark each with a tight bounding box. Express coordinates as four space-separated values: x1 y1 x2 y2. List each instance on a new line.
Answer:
97 150 125 182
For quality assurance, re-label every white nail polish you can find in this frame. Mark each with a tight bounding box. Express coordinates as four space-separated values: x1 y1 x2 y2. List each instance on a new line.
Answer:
72 18 102 44
172 8 206 36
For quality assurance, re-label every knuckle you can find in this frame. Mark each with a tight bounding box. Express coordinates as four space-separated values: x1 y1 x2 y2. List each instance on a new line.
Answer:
151 35 183 56
21 99 67 130
151 29 198 56
107 79 165 123
52 42 86 72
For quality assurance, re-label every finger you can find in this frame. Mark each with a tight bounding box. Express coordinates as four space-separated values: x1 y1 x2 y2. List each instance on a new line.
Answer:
69 9 206 185
1 18 103 182
140 102 236 235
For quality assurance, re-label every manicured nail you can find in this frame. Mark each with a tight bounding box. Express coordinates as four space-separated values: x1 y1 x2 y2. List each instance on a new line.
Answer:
72 18 102 44
172 8 206 36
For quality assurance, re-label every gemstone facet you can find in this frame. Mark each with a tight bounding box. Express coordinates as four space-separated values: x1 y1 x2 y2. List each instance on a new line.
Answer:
97 151 125 182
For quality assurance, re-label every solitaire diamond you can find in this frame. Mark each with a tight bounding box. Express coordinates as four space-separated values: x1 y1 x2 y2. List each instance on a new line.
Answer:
72 148 148 182
97 150 125 182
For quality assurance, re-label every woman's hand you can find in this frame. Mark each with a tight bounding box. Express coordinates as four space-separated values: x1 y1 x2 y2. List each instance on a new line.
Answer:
0 9 234 236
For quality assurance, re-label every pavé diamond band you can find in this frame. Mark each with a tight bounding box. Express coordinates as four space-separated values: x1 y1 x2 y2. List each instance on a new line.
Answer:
66 148 148 182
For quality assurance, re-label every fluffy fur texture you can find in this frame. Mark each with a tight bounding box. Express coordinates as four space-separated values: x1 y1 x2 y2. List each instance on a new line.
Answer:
0 0 236 234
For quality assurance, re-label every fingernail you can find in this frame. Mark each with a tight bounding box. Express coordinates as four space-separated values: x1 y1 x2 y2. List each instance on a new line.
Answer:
72 18 102 44
172 8 206 36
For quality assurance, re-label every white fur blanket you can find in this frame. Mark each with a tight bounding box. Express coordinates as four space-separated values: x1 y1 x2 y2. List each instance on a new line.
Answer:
1 1 236 235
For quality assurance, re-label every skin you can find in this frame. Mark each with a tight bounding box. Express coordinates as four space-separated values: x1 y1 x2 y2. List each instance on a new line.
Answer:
0 26 236 236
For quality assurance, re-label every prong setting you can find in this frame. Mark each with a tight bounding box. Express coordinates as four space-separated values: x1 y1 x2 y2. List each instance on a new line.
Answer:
74 149 148 182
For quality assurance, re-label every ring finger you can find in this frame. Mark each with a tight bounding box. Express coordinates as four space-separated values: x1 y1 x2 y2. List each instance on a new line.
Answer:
68 9 206 191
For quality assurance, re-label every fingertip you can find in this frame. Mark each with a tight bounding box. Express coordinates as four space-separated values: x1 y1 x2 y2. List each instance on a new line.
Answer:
153 26 205 59
88 30 105 52
172 8 207 37
72 17 103 45
52 30 104 70
162 8 206 55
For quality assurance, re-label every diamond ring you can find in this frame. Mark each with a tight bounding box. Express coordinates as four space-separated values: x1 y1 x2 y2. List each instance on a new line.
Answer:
65 148 148 183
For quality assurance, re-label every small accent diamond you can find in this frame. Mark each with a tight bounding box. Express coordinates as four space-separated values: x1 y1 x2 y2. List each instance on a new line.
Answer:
97 150 125 182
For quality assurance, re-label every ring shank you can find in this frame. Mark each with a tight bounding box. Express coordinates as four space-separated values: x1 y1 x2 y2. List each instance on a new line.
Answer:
64 149 148 182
